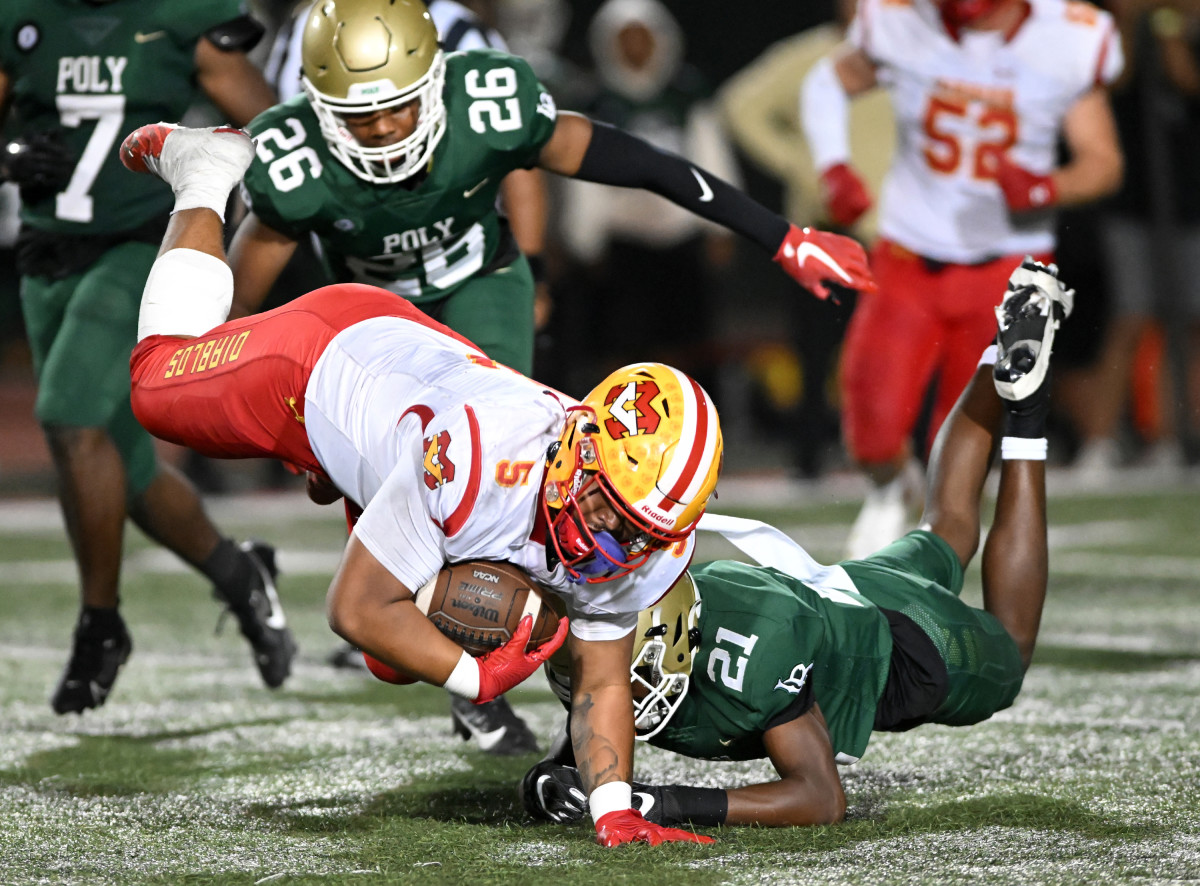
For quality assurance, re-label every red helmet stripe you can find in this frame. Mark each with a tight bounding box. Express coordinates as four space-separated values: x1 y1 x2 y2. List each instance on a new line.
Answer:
659 374 710 510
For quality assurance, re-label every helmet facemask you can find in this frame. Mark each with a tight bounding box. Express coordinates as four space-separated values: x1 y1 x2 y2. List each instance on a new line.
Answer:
300 0 448 184
542 410 675 584
302 51 447 184
631 574 701 739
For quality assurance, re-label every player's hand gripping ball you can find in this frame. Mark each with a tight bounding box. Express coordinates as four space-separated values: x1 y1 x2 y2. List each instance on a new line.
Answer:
362 561 563 685
417 560 562 656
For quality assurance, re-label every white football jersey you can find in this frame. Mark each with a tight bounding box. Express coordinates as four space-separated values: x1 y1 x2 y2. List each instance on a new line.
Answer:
849 0 1122 262
304 316 693 641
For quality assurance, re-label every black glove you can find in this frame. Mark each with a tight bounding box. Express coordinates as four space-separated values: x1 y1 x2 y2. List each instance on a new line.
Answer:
519 760 588 824
2 129 73 201
518 759 669 826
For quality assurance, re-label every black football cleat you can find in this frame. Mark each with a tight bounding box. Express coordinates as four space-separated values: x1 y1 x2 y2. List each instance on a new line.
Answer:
214 541 297 689
51 610 133 715
450 695 539 756
994 258 1074 402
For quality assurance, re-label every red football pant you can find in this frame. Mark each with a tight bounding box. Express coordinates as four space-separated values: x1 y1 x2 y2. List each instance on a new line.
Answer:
130 283 475 473
841 240 1054 465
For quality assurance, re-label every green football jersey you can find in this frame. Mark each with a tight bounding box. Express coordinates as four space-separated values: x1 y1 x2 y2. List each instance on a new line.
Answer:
649 560 893 763
0 0 244 234
243 49 557 305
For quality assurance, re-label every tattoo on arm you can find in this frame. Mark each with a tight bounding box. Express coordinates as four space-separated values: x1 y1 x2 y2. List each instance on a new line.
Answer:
571 692 620 789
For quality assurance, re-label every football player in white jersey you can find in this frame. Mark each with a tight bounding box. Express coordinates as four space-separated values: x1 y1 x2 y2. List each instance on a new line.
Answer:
122 122 720 847
800 0 1124 558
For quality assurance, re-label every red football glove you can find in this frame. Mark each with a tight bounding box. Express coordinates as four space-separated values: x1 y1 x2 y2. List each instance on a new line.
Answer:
819 162 872 228
474 614 570 703
773 223 876 300
995 155 1057 211
595 809 716 847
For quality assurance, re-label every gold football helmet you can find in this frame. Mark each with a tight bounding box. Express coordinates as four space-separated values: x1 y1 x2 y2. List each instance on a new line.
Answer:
300 0 447 183
541 363 723 583
631 572 701 739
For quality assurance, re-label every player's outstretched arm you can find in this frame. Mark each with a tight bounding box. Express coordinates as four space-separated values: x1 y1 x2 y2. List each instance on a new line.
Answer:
725 706 846 827
536 112 875 301
523 704 843 830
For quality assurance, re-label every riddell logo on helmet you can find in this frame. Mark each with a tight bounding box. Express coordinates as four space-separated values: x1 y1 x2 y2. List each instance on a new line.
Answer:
603 380 662 439
638 503 674 527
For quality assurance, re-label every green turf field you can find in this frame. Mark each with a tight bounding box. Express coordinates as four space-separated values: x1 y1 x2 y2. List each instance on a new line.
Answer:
0 477 1197 885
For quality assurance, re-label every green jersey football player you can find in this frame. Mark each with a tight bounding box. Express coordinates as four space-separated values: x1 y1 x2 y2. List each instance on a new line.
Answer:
0 0 291 715
523 259 1073 830
228 0 876 378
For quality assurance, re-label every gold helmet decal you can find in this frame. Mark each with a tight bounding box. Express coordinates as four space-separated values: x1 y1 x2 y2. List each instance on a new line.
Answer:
301 0 447 183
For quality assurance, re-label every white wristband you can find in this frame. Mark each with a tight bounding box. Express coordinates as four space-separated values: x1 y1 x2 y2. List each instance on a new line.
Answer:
589 781 633 823
441 650 481 700
1001 436 1048 461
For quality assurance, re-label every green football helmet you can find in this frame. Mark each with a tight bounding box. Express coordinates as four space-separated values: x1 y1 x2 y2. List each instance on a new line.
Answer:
300 0 447 183
631 572 701 740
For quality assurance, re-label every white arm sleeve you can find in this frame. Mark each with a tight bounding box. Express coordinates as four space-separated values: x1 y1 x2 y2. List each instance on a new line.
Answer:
800 55 852 174
137 248 233 341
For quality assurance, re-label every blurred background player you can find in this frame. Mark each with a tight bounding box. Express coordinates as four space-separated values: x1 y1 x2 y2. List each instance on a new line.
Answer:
715 0 896 476
523 259 1069 830
800 0 1124 557
0 0 294 714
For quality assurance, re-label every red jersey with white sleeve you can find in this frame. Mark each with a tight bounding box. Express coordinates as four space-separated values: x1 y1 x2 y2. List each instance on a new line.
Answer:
305 315 694 643
850 0 1122 263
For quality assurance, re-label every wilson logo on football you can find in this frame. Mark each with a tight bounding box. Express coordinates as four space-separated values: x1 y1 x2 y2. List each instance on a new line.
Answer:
422 430 456 489
602 380 662 439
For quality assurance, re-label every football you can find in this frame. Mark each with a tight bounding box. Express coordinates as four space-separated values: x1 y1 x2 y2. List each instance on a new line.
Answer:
416 560 562 657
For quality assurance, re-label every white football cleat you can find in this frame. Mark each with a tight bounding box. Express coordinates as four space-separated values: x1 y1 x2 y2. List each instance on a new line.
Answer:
993 258 1075 402
120 123 254 219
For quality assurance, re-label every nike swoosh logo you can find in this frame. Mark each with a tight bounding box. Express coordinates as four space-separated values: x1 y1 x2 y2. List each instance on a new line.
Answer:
261 581 287 631
134 30 167 43
633 791 656 817
463 178 489 198
719 738 734 746
792 242 853 284
691 168 714 203
471 723 509 751
250 558 288 630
